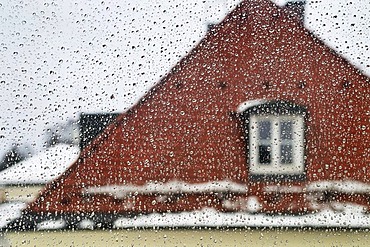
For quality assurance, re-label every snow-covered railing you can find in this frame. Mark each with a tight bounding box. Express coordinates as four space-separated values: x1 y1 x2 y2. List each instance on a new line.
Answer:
84 180 370 199
264 185 304 193
306 180 370 194
83 180 247 198
263 180 370 194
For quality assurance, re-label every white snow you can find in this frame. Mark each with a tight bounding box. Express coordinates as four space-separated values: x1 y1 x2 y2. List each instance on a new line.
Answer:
37 219 66 230
264 185 304 193
246 196 262 213
236 99 268 113
114 203 370 229
78 219 95 230
262 180 370 194
306 180 370 194
85 179 370 198
1 202 369 230
0 144 80 185
84 180 248 198
0 202 27 229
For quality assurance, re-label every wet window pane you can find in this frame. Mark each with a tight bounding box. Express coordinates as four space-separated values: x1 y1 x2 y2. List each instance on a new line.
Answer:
280 121 293 140
280 144 293 164
258 121 271 140
0 0 369 245
259 145 271 164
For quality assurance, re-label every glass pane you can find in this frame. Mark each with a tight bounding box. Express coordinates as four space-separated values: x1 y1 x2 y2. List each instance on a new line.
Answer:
280 121 293 140
280 144 293 164
258 121 271 140
259 145 271 164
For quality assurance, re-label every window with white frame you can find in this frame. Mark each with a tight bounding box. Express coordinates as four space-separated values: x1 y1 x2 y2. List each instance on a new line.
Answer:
238 100 306 180
249 114 304 175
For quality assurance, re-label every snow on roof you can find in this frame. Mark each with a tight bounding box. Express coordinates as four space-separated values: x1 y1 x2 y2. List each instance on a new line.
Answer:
0 144 79 185
0 202 27 229
236 99 268 113
84 180 248 198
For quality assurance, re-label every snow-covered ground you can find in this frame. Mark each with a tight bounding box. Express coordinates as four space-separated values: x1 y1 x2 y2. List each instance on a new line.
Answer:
0 144 79 185
2 202 369 230
29 203 370 230
114 204 370 229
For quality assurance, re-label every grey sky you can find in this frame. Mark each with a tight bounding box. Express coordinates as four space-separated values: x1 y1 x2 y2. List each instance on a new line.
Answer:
0 0 369 157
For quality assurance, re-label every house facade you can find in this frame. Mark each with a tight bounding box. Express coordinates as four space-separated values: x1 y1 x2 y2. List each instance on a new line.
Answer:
15 0 369 228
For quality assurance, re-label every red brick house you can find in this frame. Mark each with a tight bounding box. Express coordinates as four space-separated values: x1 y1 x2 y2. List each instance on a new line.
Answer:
17 0 370 228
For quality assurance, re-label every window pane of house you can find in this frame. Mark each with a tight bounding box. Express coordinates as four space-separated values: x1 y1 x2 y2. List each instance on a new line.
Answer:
258 145 271 164
280 144 293 164
280 121 293 140
258 121 271 140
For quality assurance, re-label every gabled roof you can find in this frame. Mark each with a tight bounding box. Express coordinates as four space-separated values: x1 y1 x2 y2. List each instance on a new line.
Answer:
44 0 369 185
20 0 370 225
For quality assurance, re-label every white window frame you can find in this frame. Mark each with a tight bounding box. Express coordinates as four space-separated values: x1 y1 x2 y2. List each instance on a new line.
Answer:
249 114 304 175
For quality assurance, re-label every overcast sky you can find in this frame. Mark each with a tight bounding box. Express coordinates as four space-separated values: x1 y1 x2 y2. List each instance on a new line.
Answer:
0 0 369 157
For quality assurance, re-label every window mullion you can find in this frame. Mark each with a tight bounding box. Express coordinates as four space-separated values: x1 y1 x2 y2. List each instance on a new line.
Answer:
250 116 259 167
272 117 280 168
293 116 303 169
